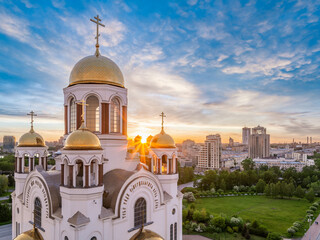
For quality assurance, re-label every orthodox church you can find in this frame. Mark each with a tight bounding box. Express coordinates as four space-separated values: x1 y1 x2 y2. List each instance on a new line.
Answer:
12 15 182 240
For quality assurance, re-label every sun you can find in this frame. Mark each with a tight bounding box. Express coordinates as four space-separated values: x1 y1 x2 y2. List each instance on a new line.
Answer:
140 133 149 144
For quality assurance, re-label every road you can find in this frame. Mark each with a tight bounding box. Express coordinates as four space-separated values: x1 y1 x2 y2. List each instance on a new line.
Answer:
0 224 11 240
302 213 320 240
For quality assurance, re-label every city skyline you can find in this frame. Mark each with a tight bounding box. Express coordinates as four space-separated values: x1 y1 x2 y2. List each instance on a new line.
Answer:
1 1 320 143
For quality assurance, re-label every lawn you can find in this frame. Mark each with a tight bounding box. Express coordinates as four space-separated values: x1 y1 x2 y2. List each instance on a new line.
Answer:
191 195 312 235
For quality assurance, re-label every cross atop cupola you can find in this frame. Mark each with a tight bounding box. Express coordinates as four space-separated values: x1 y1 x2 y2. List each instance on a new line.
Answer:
27 110 37 131
160 112 166 132
90 15 105 57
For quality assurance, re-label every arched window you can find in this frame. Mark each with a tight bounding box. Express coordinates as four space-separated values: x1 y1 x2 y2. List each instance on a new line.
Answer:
170 224 173 240
174 222 177 240
91 237 97 240
134 198 146 227
70 98 76 132
86 96 100 132
24 154 29 173
162 155 167 174
110 98 120 133
34 198 41 228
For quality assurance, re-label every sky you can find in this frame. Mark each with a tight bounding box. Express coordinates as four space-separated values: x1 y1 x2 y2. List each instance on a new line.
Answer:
0 0 320 143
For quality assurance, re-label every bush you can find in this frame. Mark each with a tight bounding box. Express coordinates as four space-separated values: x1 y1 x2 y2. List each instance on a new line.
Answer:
181 187 198 194
192 209 209 223
230 217 243 227
194 223 206 232
227 226 234 233
305 188 315 203
293 221 301 229
211 216 226 230
310 206 317 211
249 225 269 238
313 202 319 208
183 192 196 202
0 203 11 222
306 209 314 214
267 232 282 240
287 227 296 237
233 226 239 232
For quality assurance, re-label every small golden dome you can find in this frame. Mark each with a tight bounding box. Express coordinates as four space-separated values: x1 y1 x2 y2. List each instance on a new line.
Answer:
18 128 45 147
14 228 44 240
64 123 102 150
130 227 164 240
150 129 175 148
69 55 124 87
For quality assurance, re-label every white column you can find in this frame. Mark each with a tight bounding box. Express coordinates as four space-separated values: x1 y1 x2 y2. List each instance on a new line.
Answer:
151 158 154 173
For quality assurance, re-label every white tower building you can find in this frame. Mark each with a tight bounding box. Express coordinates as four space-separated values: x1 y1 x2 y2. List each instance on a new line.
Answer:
12 15 182 240
197 134 221 170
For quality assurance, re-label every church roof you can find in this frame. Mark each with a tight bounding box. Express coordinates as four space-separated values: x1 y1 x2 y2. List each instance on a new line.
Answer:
36 166 61 215
14 228 44 240
103 169 135 212
67 211 90 227
129 227 164 240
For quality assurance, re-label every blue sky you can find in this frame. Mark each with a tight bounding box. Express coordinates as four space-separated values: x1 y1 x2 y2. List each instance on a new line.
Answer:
0 0 320 143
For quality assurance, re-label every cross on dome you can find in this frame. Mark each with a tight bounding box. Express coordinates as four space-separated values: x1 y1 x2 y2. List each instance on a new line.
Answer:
27 110 37 131
77 99 88 124
160 112 166 132
90 15 105 57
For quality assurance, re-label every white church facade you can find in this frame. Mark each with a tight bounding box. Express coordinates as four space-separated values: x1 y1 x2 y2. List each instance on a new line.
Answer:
12 15 182 240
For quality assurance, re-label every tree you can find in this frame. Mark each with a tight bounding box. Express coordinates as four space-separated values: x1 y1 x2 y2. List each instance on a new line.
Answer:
314 158 320 171
267 232 282 240
256 179 266 193
287 183 295 198
264 184 271 197
241 158 255 171
0 175 8 195
0 203 11 222
305 188 315 203
294 185 305 199
220 179 226 192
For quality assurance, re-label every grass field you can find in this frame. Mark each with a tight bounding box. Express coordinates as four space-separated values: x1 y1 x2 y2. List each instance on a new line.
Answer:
190 195 313 235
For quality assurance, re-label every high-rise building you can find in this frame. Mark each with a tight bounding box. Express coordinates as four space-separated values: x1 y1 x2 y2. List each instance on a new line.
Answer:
3 136 16 153
197 134 221 170
229 137 234 147
242 127 251 145
249 125 270 159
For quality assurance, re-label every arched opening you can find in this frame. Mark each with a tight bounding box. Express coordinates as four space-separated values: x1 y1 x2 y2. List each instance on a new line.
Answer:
174 222 177 240
23 154 29 173
34 154 39 166
86 95 100 132
134 198 146 228
75 160 84 187
110 97 120 133
162 155 168 174
170 224 173 240
70 98 77 132
34 197 41 228
90 160 98 186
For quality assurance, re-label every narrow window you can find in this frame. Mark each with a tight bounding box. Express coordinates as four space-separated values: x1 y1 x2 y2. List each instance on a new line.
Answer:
174 222 177 240
134 198 146 227
34 198 42 228
70 98 76 132
110 98 120 133
170 224 173 240
162 155 167 174
86 96 100 132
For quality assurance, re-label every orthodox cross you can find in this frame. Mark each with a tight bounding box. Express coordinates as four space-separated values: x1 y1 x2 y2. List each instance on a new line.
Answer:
27 111 37 129
77 99 88 123
160 112 166 132
90 15 105 56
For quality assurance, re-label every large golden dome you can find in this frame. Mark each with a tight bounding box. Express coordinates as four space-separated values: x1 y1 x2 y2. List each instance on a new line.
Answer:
69 54 124 87
130 227 164 240
150 129 176 148
18 127 45 147
64 123 102 150
14 228 44 240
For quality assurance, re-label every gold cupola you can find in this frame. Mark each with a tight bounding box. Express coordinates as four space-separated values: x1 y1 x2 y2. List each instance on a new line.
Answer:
64 122 102 150
150 112 176 148
69 55 124 87
130 226 164 240
64 100 102 150
18 111 45 147
14 228 44 240
69 15 124 88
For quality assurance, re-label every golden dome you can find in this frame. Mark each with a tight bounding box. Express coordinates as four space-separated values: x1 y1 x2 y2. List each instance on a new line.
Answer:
14 228 44 240
64 123 102 150
150 129 175 148
18 127 45 147
69 54 124 87
130 227 164 240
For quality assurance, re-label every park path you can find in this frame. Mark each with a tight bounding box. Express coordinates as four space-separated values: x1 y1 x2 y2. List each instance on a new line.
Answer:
0 224 11 240
178 181 194 191
183 235 211 240
301 213 320 240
